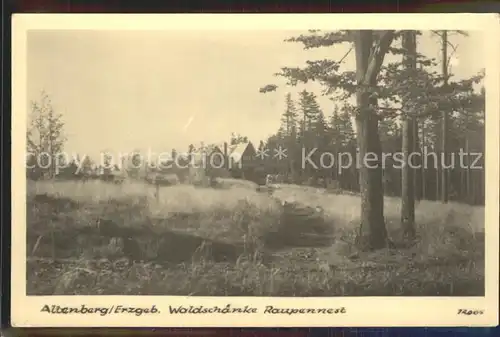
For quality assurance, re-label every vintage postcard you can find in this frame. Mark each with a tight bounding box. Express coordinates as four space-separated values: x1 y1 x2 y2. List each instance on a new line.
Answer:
11 14 499 327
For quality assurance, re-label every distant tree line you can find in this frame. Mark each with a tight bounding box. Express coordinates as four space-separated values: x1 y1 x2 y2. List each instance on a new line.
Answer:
258 84 484 207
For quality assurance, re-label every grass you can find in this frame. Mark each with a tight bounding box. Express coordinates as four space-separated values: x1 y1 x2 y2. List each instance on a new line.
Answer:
26 179 485 296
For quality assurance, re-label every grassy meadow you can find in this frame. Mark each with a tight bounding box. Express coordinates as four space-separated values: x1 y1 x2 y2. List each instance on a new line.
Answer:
26 179 485 296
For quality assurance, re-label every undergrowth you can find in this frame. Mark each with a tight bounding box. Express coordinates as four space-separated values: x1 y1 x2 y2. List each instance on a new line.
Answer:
26 180 485 296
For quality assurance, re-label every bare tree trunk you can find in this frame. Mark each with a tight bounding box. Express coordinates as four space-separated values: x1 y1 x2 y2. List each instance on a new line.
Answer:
441 30 449 203
400 30 417 240
459 154 464 201
401 115 416 238
355 113 387 249
465 136 471 203
353 30 395 250
413 119 421 201
479 170 483 205
421 122 426 200
434 120 441 201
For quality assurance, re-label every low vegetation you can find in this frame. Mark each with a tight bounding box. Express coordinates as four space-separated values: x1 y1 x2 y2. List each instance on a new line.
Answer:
27 179 484 296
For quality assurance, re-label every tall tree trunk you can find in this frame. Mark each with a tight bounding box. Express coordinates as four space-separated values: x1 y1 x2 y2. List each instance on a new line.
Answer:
353 30 394 250
355 113 387 250
459 146 464 201
401 115 416 238
441 30 449 203
436 159 440 201
413 119 421 201
465 136 471 203
400 30 417 240
421 121 426 200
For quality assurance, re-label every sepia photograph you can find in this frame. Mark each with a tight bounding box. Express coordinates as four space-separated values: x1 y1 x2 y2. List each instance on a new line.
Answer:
11 14 499 327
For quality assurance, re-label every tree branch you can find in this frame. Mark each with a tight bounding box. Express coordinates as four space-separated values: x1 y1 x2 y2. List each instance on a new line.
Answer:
339 47 353 64
363 30 396 86
285 30 352 50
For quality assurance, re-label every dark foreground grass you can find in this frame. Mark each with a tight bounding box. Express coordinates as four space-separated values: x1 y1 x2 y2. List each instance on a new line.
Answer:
26 180 485 296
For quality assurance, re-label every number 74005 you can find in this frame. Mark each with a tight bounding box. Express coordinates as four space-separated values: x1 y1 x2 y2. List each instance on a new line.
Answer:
457 309 484 315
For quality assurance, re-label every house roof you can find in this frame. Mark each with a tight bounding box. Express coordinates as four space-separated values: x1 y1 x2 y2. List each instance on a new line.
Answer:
187 141 254 165
228 142 252 164
189 142 225 162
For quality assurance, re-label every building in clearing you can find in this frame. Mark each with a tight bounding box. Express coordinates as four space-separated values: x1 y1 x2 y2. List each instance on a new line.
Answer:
227 141 258 180
186 141 259 185
187 143 229 186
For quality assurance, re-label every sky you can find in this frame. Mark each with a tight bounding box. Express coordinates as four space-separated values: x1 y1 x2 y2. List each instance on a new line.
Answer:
27 30 484 161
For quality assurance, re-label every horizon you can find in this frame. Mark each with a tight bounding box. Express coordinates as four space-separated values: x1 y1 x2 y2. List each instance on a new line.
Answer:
27 30 485 162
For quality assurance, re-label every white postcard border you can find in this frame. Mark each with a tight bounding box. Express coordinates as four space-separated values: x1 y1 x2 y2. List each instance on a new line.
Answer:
11 13 500 327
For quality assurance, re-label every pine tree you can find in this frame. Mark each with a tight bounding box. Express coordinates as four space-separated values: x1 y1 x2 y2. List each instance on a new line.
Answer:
280 93 299 138
277 94 300 180
297 90 324 183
